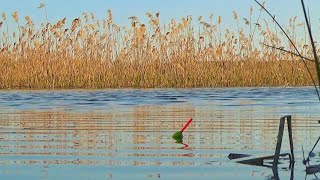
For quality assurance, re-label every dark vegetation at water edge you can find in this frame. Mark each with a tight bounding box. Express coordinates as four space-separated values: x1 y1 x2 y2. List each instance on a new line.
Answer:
0 3 319 89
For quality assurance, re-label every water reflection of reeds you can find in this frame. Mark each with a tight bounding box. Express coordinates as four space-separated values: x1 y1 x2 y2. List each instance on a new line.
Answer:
0 105 319 167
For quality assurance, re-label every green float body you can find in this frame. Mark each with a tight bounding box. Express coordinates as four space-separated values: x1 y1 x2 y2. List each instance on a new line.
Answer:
172 131 183 139
172 118 193 143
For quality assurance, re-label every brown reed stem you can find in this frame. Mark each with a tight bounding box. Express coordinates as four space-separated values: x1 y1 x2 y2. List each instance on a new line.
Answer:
262 43 314 62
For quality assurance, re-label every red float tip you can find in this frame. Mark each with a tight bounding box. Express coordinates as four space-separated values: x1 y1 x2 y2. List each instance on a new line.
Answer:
181 118 193 133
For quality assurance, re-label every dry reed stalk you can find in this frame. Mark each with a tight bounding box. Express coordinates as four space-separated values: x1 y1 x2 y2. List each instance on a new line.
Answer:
0 8 319 89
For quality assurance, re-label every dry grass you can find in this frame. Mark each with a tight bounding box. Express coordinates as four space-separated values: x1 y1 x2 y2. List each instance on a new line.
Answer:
0 5 318 89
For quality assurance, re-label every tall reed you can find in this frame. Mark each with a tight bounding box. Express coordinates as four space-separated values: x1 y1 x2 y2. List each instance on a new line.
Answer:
0 4 319 89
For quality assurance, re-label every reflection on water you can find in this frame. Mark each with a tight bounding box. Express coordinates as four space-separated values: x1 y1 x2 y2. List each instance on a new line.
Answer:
0 87 320 179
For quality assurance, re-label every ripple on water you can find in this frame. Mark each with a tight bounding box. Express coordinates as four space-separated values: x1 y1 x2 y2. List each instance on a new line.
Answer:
0 87 319 179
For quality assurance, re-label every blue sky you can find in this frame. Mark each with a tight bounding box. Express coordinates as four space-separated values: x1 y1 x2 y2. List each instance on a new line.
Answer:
0 0 319 32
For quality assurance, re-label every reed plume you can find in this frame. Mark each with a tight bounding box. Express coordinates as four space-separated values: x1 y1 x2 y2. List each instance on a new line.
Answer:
0 7 318 89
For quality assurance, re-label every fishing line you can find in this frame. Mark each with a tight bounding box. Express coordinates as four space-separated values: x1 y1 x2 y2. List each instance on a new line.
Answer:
254 0 320 101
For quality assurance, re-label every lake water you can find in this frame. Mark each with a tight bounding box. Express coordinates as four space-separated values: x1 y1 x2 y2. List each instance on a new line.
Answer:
0 87 320 180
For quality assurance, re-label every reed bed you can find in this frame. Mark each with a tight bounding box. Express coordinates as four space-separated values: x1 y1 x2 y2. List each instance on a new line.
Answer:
0 6 318 89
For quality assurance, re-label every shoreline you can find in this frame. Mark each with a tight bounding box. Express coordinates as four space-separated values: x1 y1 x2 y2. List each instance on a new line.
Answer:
0 84 315 91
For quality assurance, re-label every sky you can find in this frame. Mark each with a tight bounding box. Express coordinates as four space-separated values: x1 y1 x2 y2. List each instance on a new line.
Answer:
0 0 319 34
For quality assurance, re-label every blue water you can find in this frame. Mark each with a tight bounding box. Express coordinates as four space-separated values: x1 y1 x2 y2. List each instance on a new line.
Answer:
0 87 319 179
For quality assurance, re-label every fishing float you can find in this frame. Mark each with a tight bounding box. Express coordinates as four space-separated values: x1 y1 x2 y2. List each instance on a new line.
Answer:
172 118 193 140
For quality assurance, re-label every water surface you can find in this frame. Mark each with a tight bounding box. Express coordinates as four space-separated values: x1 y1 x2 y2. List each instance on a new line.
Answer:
0 87 320 179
